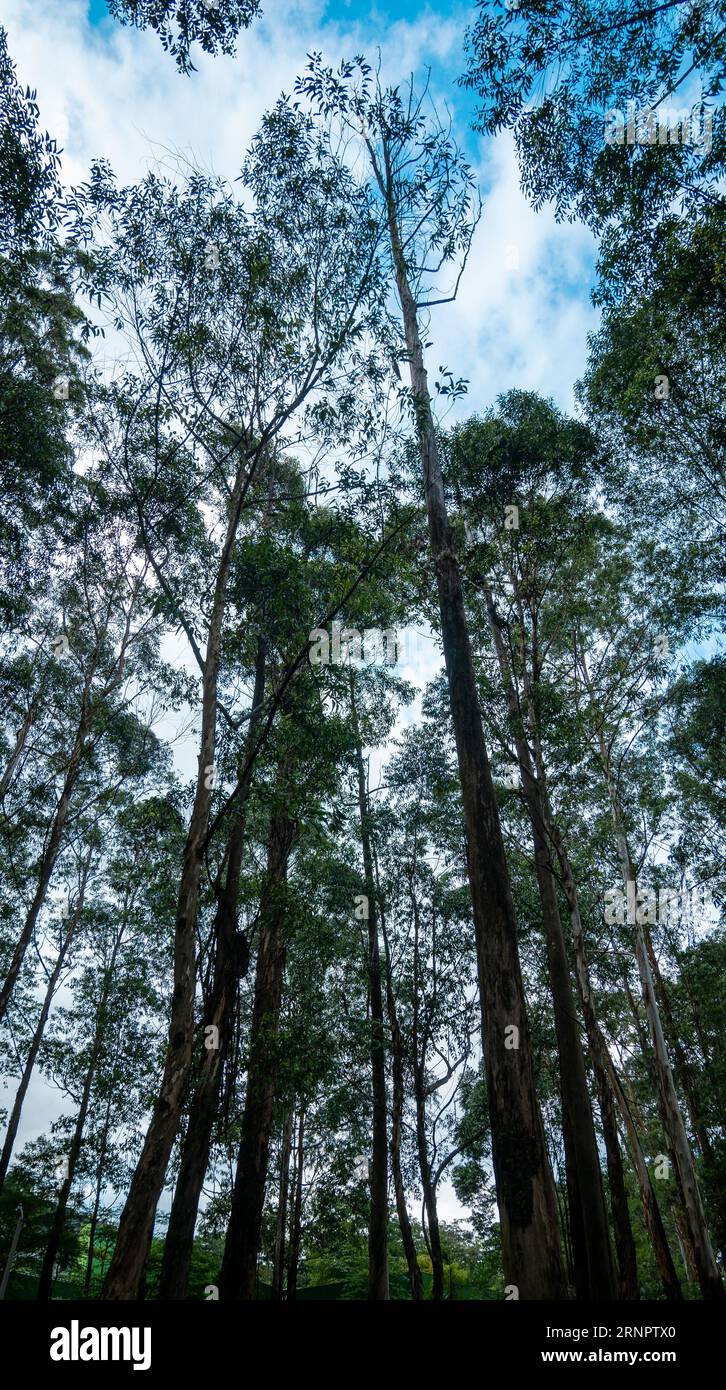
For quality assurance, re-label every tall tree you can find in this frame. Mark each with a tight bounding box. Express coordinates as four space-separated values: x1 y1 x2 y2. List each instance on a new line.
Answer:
299 60 566 1298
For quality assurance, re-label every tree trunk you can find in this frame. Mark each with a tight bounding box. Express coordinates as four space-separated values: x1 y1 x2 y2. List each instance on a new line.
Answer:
413 1063 445 1300
351 680 389 1300
370 132 565 1300
0 697 91 1023
408 879 444 1301
218 808 298 1300
645 933 707 1147
156 639 266 1300
37 919 123 1300
271 1108 294 1301
379 899 424 1301
484 594 615 1299
547 824 640 1301
84 1086 114 1296
286 1108 305 1301
538 718 680 1298
591 712 723 1300
103 460 250 1300
0 860 89 1195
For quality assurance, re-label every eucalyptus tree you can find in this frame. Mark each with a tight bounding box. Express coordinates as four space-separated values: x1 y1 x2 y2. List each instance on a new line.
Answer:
581 204 725 552
278 804 403 1300
30 792 181 1298
299 56 566 1298
377 778 480 1301
303 545 416 1303
482 434 724 1298
666 656 726 907
446 395 620 1299
572 577 724 1299
462 0 725 281
84 105 396 1298
253 823 371 1301
0 839 93 1197
667 929 726 1232
0 495 163 1025
445 393 724 1297
217 659 377 1300
156 459 411 1299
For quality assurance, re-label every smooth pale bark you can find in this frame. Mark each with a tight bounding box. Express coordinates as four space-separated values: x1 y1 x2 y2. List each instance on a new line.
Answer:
614 1073 682 1300
156 640 266 1301
379 902 424 1302
218 807 298 1300
367 132 566 1300
0 860 89 1195
103 461 250 1300
351 682 389 1301
591 708 724 1300
271 1108 294 1301
485 595 615 1299
286 1108 305 1301
672 1203 700 1285
37 919 125 1300
645 929 714 1164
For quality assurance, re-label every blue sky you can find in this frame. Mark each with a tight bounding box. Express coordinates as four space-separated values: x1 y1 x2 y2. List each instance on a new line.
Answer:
1 0 600 427
4 0 600 422
1 0 600 1221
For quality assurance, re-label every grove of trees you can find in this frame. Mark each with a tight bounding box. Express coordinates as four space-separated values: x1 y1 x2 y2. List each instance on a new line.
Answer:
0 1 723 1303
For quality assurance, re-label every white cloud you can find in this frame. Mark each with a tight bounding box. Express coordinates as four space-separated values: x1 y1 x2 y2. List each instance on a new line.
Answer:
4 0 598 411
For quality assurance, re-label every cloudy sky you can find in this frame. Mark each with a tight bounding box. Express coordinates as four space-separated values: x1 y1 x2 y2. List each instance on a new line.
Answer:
3 0 599 416
1 0 601 1222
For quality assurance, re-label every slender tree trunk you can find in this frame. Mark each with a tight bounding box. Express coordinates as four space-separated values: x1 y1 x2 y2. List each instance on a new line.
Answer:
0 697 91 1023
370 136 565 1298
408 879 444 1301
37 921 123 1300
590 705 723 1300
84 1087 114 1296
286 1108 305 1301
103 461 250 1300
645 927 719 1176
484 594 615 1298
218 808 298 1300
413 1063 445 1300
537 721 680 1298
0 860 89 1195
544 819 640 1301
351 681 389 1300
157 640 266 1300
271 1108 294 1301
672 1204 699 1286
379 904 424 1301
617 1086 682 1300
